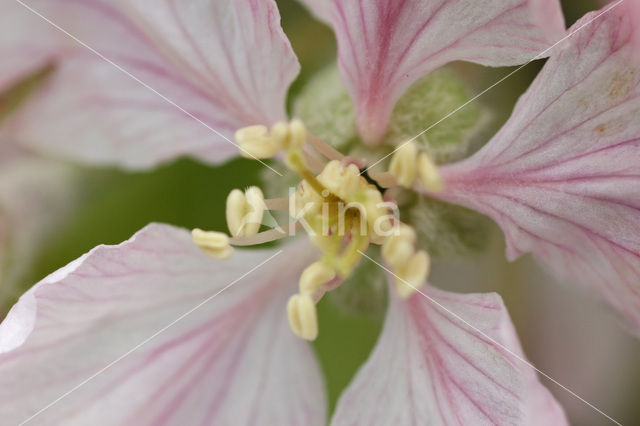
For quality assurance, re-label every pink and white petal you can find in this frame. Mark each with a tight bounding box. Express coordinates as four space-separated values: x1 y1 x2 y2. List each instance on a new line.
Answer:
435 4 640 333
300 0 565 143
4 0 299 169
0 224 326 425
0 134 27 165
331 286 567 425
0 1 63 93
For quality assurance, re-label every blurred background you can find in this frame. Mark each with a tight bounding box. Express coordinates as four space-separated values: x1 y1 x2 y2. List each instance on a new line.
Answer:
1 0 638 424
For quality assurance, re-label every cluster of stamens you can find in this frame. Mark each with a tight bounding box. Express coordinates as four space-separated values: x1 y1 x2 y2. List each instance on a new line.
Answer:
388 141 443 191
191 119 442 340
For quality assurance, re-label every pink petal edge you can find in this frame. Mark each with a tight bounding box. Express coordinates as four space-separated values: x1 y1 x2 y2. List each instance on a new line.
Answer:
299 0 565 143
2 0 300 169
331 285 568 425
433 3 640 334
0 1 60 93
0 224 326 425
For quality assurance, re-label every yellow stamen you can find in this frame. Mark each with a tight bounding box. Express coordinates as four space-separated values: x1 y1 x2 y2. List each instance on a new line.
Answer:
287 293 318 340
389 142 418 187
386 142 443 192
382 237 414 267
191 229 233 259
201 118 438 341
234 119 308 160
381 223 430 297
395 250 430 298
287 118 306 151
225 186 265 237
234 125 281 159
381 224 416 267
286 149 328 196
418 152 443 192
361 188 394 243
270 121 289 148
290 180 325 220
317 161 363 201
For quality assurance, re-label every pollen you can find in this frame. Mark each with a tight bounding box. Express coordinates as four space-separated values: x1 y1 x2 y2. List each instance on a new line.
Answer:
226 186 265 238
191 229 233 259
235 118 305 159
418 152 443 192
287 293 318 340
388 141 443 192
389 142 418 187
381 223 430 298
193 119 435 341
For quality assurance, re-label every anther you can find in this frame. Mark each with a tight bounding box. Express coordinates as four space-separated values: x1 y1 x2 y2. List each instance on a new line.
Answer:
287 118 306 151
317 161 363 201
395 251 430 298
418 152 443 192
226 186 265 237
380 223 431 297
382 236 415 267
381 224 416 266
389 142 418 187
362 187 394 242
235 119 309 160
287 293 318 340
270 121 289 148
234 125 280 159
191 229 233 259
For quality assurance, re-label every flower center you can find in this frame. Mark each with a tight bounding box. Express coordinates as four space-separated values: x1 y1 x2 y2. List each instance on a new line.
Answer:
191 119 442 340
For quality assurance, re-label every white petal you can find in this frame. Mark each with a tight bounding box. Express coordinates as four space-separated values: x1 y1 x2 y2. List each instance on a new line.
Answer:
299 0 565 143
3 0 299 168
436 3 640 334
0 1 60 92
0 136 26 165
332 286 567 425
0 225 325 425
